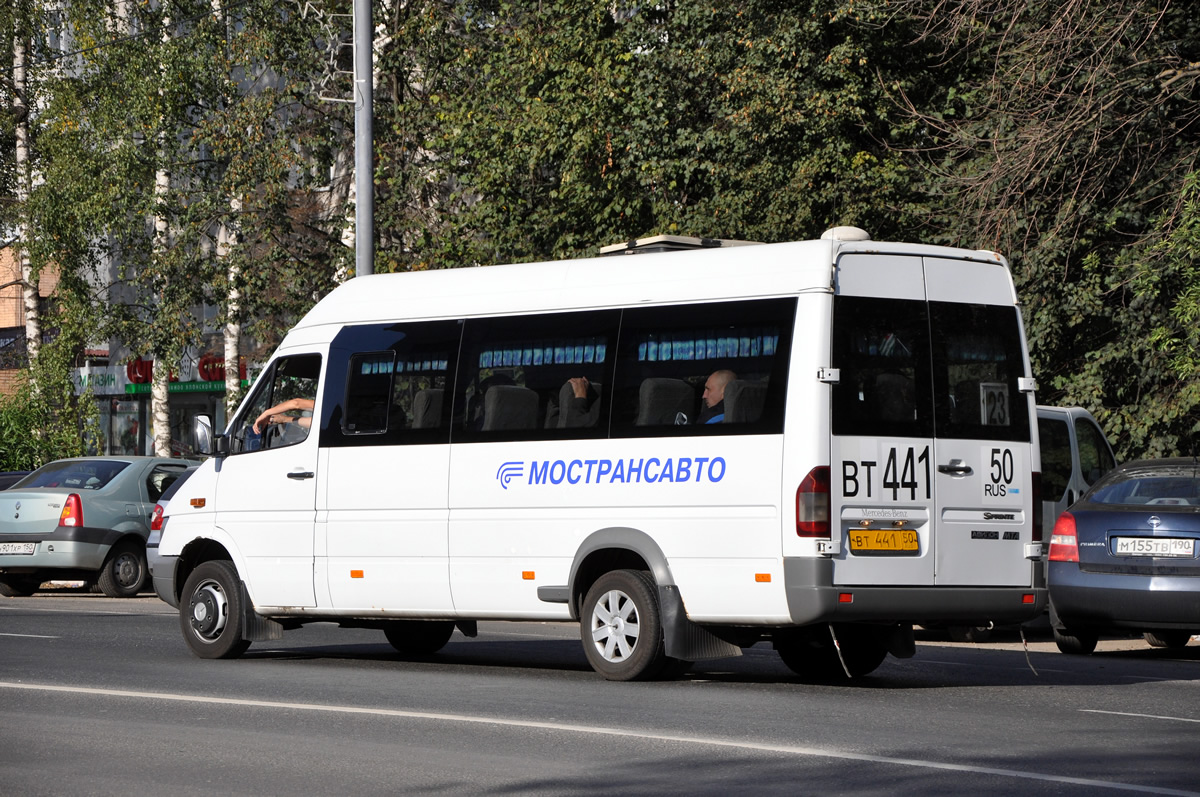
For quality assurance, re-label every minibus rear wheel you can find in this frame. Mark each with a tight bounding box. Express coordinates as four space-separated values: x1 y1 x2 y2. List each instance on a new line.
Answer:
180 560 251 659
383 620 455 656
775 625 887 680
581 569 668 681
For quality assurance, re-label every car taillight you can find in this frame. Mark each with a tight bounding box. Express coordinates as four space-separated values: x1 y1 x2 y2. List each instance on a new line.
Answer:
797 466 830 537
58 494 83 527
1048 512 1079 562
1031 471 1043 542
150 503 166 532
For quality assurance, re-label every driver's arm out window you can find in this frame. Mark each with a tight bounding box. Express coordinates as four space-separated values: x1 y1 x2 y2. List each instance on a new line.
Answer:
230 354 322 453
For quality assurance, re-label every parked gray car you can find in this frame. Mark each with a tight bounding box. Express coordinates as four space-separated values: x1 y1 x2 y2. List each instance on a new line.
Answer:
0 456 198 597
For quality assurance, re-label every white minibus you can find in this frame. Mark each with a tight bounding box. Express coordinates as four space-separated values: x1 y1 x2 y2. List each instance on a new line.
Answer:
150 227 1047 681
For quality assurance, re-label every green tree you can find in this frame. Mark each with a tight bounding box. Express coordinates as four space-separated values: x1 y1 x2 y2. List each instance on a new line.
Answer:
371 0 938 270
28 0 350 444
0 298 100 470
889 0 1200 459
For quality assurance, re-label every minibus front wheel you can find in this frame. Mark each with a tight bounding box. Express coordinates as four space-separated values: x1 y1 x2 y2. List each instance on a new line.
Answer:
581 569 672 681
179 560 252 659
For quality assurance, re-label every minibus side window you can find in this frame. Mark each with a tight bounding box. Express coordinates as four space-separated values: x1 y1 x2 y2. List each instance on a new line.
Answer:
452 309 620 443
610 298 794 437
344 352 395 434
229 354 322 453
831 296 934 439
321 320 461 447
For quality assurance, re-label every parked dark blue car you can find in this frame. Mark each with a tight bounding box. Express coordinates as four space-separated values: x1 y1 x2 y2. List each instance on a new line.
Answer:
1048 458 1200 654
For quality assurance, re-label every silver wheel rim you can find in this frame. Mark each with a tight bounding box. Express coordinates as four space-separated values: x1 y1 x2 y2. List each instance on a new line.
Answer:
188 578 229 642
114 552 140 588
590 588 640 663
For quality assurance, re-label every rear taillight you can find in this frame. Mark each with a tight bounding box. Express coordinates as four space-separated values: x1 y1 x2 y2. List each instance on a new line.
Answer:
796 466 831 538
58 494 83 527
1048 512 1079 562
150 503 166 532
1031 471 1043 542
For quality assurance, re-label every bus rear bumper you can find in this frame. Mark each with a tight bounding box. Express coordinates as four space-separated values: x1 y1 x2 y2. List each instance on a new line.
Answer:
784 557 1047 626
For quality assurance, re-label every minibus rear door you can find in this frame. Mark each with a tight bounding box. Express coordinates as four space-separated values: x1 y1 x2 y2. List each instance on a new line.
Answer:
925 258 1036 587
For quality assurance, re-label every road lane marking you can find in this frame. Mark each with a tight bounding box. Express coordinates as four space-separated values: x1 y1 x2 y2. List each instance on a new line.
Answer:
0 632 60 639
0 681 1194 796
1082 709 1200 724
0 605 173 617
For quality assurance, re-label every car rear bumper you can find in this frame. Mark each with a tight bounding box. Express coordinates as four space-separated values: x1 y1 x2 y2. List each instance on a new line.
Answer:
1049 561 1200 631
785 557 1046 625
0 526 126 573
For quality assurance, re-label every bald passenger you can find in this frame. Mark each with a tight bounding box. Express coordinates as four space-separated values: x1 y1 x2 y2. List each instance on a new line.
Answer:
698 369 736 424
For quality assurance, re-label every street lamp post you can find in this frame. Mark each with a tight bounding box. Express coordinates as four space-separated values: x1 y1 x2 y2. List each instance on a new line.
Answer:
353 0 374 276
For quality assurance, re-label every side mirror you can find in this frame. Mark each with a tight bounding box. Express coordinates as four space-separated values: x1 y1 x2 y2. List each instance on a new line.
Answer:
192 414 214 456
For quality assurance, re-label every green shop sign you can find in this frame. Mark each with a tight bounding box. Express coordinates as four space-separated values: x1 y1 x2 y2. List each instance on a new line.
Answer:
125 380 249 395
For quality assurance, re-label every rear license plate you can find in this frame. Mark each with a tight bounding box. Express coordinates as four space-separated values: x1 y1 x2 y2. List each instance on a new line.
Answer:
0 542 35 555
1114 537 1195 558
849 528 919 555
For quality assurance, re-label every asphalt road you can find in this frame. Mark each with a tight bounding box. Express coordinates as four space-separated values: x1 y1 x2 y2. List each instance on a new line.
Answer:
1 590 1198 796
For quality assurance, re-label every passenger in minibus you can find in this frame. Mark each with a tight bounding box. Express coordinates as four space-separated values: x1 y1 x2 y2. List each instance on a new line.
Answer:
698 369 736 424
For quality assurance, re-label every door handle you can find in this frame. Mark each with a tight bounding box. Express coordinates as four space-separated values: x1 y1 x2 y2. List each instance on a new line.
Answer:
287 470 315 480
937 459 973 476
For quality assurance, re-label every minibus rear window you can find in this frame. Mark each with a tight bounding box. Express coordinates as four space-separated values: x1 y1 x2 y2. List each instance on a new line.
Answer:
831 296 934 439
930 302 1030 443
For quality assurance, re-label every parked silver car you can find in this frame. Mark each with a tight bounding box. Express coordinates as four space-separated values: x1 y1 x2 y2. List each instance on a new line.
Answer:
0 457 198 597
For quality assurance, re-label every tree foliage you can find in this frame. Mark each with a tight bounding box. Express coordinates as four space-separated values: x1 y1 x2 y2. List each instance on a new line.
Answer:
372 0 939 268
0 300 100 470
6 0 1200 461
889 0 1200 458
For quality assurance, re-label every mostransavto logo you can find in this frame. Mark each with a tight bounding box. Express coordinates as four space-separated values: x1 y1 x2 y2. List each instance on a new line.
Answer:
496 456 727 489
496 461 525 490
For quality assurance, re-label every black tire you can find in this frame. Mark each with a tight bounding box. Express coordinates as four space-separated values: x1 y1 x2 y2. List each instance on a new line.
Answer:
581 569 668 681
97 540 147 598
0 577 42 597
179 560 251 659
776 625 889 680
1053 626 1098 655
1143 631 1193 649
948 625 993 643
383 620 456 656
658 657 695 679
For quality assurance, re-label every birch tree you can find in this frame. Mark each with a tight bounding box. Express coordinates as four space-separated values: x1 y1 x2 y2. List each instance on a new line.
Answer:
8 0 39 362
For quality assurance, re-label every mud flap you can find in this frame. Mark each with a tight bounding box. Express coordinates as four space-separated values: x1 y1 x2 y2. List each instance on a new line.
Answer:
239 581 284 641
658 585 742 661
887 623 916 659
